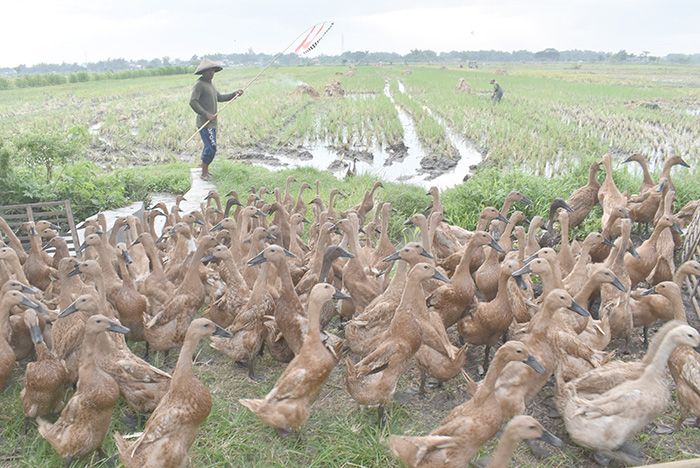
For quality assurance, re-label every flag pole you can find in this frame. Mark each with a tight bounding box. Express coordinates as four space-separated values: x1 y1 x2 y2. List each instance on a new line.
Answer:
185 22 333 145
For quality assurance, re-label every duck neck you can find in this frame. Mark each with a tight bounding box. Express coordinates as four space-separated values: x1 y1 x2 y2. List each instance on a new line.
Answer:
588 165 602 189
273 256 295 295
574 277 598 306
384 260 408 295
79 330 99 376
306 298 322 341
644 332 681 380
453 240 480 285
223 253 245 285
487 432 520 468
251 262 271 297
28 230 42 254
7 255 29 284
181 242 208 287
669 293 688 323
0 300 11 339
173 331 199 382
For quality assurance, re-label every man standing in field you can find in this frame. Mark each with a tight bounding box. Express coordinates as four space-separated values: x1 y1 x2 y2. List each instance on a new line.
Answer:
490 79 503 104
189 58 243 180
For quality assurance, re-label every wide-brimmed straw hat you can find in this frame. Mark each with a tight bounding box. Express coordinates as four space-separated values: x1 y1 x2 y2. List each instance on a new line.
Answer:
194 58 223 75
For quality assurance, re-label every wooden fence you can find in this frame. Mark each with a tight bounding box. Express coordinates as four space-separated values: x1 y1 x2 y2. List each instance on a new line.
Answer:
0 200 80 255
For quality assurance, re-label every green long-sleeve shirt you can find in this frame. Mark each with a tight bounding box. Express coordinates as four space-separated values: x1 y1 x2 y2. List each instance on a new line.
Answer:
189 77 236 130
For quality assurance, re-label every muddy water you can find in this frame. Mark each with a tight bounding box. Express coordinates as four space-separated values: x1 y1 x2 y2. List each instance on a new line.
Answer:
251 79 483 190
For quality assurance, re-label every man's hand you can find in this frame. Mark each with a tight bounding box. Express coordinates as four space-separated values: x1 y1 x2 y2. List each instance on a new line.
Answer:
206 113 216 121
234 89 244 97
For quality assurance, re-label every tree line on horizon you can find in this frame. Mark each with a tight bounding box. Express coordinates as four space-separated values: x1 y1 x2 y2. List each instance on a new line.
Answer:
2 47 699 78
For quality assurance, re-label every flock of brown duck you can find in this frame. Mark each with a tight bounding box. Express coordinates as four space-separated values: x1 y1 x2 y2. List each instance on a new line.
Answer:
1 154 700 467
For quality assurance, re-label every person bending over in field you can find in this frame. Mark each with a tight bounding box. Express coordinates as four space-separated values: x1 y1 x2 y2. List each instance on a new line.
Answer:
490 79 503 104
189 58 243 181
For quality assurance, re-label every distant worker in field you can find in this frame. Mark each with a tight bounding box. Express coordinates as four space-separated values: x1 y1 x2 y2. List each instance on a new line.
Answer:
189 58 244 181
490 79 503 104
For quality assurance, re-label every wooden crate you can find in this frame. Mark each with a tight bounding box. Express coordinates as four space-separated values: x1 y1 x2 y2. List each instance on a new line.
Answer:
0 200 80 255
682 204 700 319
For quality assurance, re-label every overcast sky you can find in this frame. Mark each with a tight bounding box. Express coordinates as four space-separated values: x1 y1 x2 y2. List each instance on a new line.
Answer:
3 0 699 68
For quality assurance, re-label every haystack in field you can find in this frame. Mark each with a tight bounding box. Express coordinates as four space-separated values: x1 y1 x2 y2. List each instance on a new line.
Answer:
402 70 412 75
454 78 471 93
324 80 345 97
291 84 320 98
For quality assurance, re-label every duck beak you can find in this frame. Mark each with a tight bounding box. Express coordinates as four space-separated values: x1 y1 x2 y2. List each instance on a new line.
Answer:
671 222 682 234
302 217 311 224
656 180 666 192
432 269 451 283
30 226 39 236
491 226 501 242
641 286 655 296
338 248 355 259
403 219 414 226
539 429 563 448
201 252 215 264
48 222 61 231
523 252 539 264
679 158 690 168
520 195 533 205
524 354 546 374
561 200 575 213
568 299 589 316
496 213 509 223
513 264 532 276
627 243 641 258
67 264 82 277
603 237 615 247
41 242 52 252
131 238 141 247
522 217 531 225
17 283 37 295
489 238 506 253
264 233 277 242
420 248 434 259
513 274 529 290
210 222 223 232
19 295 41 309
611 276 627 293
213 324 233 338
76 241 88 253
283 248 296 258
333 288 352 301
107 320 130 335
193 218 204 226
29 323 44 344
255 209 267 218
247 251 268 266
59 301 79 318
121 249 133 265
382 251 401 263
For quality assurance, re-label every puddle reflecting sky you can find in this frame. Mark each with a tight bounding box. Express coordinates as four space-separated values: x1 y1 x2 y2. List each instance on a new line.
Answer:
252 78 483 190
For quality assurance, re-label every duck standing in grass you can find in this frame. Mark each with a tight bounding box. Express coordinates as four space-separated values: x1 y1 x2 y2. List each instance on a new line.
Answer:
562 324 700 466
115 318 232 468
346 263 450 424
240 284 348 436
38 314 129 468
20 308 68 423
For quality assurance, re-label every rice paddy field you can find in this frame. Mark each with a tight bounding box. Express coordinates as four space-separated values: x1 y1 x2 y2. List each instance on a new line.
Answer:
1 62 700 467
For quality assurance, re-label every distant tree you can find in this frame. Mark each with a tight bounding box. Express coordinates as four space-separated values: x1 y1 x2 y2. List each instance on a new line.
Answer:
534 48 560 61
612 50 630 61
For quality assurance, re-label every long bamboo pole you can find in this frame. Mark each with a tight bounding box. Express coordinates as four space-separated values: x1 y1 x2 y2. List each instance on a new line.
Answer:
185 22 333 145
